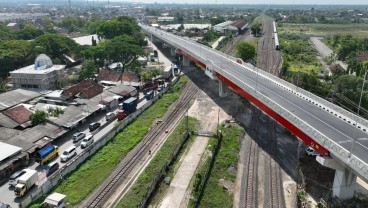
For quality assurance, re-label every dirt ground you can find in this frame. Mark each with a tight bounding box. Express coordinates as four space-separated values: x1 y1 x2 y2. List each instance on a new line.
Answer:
156 90 230 208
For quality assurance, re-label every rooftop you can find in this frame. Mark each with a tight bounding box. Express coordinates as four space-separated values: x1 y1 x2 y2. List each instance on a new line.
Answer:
62 80 103 99
0 127 21 142
48 105 88 129
214 21 233 28
3 105 31 125
10 64 65 75
0 142 22 163
0 113 19 128
231 20 248 30
72 34 100 46
97 69 122 83
13 122 66 145
0 89 41 111
122 71 140 83
108 84 136 97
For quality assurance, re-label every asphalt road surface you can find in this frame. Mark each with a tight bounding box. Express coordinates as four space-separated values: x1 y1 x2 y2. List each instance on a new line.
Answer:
142 25 368 178
0 96 149 208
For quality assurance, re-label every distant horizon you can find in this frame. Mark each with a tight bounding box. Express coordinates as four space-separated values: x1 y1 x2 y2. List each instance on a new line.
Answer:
110 0 368 5
2 0 368 6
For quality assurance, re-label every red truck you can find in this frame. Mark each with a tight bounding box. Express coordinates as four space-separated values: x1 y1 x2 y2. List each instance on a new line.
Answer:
117 97 138 120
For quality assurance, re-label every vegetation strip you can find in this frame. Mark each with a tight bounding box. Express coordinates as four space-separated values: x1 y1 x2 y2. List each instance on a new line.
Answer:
117 117 198 208
30 76 189 207
191 124 244 208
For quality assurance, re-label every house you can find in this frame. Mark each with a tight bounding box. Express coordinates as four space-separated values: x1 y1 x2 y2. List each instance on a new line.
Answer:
97 69 122 86
0 88 40 112
121 71 141 88
108 84 137 100
213 20 248 36
61 80 103 100
2 105 32 129
329 63 346 76
6 22 20 30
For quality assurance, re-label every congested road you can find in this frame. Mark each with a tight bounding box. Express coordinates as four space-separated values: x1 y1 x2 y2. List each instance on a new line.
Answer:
0 96 148 208
142 24 368 180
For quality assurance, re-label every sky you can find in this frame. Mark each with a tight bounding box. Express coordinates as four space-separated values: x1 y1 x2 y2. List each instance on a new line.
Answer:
128 0 368 5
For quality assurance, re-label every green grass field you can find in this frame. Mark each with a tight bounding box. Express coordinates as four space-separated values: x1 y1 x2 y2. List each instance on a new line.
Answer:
30 76 190 208
193 124 244 208
278 23 368 37
117 117 198 208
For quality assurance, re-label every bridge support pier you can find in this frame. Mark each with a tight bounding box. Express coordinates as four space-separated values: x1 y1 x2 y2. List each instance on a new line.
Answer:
219 80 228 97
183 56 190 67
317 157 356 200
170 48 176 56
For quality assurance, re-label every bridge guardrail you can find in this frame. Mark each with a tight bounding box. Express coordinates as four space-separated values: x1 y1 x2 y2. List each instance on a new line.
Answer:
211 58 368 182
146 25 368 131
142 25 368 180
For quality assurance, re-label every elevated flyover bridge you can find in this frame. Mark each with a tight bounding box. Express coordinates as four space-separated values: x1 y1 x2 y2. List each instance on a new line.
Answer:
140 24 368 200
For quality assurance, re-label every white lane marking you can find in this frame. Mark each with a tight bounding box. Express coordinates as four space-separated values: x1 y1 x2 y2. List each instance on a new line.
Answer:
146 26 364 147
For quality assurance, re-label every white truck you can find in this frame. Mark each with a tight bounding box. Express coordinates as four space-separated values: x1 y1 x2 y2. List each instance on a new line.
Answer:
14 169 38 197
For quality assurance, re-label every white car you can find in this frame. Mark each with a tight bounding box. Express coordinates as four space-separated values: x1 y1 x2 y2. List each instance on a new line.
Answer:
60 146 77 162
81 135 94 149
306 147 320 156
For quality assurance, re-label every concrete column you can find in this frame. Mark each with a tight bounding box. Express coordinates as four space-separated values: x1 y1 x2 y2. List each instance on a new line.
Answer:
317 157 356 200
219 80 228 97
183 56 190 67
170 48 176 56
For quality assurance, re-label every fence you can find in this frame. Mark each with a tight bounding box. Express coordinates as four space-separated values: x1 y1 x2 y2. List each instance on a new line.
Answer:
192 132 223 208
136 131 190 208
19 77 180 208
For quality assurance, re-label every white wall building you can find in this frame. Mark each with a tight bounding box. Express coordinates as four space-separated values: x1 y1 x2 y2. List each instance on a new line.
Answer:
10 54 66 90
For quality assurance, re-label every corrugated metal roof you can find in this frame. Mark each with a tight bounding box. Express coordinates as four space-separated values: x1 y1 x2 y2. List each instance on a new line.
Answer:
0 127 21 141
0 113 19 128
0 89 40 111
213 21 233 28
0 142 22 162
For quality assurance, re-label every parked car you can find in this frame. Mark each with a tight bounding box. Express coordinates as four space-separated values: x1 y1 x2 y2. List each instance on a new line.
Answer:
105 112 116 121
89 122 101 132
306 147 320 156
72 132 86 142
60 146 77 162
81 135 94 148
8 170 26 186
45 161 59 177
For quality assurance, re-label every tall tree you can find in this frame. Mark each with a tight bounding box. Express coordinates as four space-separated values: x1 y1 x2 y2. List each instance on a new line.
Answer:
31 33 79 62
79 59 97 80
103 35 144 70
236 42 256 62
0 40 32 77
97 16 139 39
30 110 48 126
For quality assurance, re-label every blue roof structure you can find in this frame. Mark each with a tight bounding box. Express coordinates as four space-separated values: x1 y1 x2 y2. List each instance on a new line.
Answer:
38 143 54 158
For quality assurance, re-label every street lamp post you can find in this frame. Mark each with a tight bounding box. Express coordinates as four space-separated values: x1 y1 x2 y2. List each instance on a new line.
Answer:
356 67 368 120
350 66 368 156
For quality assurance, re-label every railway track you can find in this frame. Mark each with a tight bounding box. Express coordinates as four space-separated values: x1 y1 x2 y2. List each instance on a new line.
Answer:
240 109 260 208
224 30 251 56
257 17 281 76
264 119 286 208
85 81 199 208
